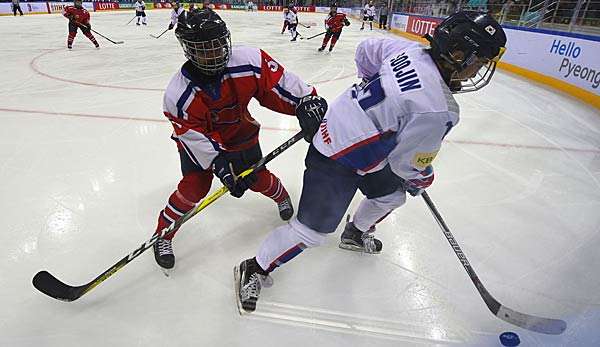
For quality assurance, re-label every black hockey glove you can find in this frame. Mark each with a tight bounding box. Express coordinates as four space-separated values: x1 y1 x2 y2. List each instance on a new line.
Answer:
168 23 174 30
212 153 256 198
296 95 328 143
344 19 350 26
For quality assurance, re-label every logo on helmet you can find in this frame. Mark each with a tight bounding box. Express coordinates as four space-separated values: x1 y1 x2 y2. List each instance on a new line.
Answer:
484 25 496 36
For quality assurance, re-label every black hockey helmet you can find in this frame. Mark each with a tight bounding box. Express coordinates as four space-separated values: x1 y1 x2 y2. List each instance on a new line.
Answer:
330 3 338 12
426 11 507 93
175 9 231 75
74 0 83 8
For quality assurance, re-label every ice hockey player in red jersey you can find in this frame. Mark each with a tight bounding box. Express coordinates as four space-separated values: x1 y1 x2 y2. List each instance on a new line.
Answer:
152 9 322 270
62 0 99 49
318 4 350 52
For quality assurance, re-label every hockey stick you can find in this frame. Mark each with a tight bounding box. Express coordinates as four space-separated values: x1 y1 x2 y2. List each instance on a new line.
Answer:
73 21 124 44
150 28 169 39
301 31 326 40
90 28 124 44
421 191 567 335
32 131 305 302
298 22 311 29
125 15 136 25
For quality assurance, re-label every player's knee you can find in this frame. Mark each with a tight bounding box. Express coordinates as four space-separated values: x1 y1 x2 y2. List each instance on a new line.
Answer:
370 189 406 211
289 218 327 248
177 170 212 202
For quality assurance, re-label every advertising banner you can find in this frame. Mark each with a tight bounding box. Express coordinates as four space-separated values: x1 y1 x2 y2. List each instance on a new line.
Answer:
502 28 600 95
405 15 442 37
258 5 314 12
153 2 172 9
391 13 409 31
94 2 120 11
47 2 94 13
0 2 48 15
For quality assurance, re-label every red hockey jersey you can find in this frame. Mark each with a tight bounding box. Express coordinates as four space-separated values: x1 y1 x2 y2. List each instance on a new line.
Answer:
163 46 316 169
63 6 90 24
325 13 349 33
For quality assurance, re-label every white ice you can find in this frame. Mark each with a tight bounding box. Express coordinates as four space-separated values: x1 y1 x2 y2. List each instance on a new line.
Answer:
1 9 599 347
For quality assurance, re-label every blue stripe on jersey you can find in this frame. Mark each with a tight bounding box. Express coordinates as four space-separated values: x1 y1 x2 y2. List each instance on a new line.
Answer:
226 64 261 75
179 139 202 168
176 82 195 119
334 134 397 171
275 84 300 104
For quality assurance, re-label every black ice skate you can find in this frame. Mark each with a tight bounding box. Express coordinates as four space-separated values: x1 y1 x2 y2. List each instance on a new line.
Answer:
153 238 175 270
277 195 294 221
234 258 272 314
328 46 334 52
318 46 325 52
339 215 382 254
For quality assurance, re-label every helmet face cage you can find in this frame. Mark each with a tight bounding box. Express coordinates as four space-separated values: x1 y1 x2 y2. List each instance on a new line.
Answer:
431 11 506 93
177 30 231 75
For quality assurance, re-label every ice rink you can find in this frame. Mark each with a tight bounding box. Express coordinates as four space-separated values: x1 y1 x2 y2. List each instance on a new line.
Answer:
1 9 600 347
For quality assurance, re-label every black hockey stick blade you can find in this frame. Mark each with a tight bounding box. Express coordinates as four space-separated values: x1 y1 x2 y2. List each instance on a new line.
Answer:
32 271 85 302
421 191 567 335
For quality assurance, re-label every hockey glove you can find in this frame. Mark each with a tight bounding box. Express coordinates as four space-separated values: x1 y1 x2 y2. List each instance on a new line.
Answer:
344 19 350 26
296 95 328 143
168 23 175 30
404 165 434 197
212 153 256 198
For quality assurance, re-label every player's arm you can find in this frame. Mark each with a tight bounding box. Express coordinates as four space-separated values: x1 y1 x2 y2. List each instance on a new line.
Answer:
354 37 404 80
388 112 458 196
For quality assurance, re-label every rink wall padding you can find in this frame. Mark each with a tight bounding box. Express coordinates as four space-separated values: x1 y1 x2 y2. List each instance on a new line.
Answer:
387 12 600 109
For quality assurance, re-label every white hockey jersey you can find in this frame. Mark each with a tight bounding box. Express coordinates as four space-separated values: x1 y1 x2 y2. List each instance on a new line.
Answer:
170 7 184 26
363 4 376 17
285 10 298 24
134 1 145 12
312 37 460 182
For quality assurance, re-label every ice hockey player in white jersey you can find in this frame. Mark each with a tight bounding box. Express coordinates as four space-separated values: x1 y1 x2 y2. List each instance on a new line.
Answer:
360 1 376 30
284 5 299 41
234 11 507 313
135 0 147 26
168 2 185 30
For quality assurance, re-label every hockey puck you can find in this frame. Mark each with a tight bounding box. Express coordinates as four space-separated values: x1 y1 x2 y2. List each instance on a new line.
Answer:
499 332 520 346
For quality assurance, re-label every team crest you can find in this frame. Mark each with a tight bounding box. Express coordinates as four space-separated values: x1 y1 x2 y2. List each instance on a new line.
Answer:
485 25 496 35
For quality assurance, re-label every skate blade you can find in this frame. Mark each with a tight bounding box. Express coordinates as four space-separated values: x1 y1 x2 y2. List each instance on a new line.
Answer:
338 242 380 254
233 266 250 316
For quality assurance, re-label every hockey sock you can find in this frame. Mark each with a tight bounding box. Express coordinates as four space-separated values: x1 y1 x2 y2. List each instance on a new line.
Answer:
256 218 326 272
142 17 147 24
250 169 289 203
154 170 212 240
352 190 406 232
84 32 99 47
67 31 76 47
321 35 330 47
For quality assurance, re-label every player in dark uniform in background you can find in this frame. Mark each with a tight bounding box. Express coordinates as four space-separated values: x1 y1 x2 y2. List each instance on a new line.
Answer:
318 4 350 52
62 0 99 49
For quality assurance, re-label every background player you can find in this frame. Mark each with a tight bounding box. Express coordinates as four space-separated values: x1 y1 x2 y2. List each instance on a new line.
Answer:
360 1 376 30
12 0 23 16
281 7 289 34
235 11 507 312
284 5 299 41
153 9 318 271
134 0 147 26
62 0 99 49
167 2 184 31
318 4 350 52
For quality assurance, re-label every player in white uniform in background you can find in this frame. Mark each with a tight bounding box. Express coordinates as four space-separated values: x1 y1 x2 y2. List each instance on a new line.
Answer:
168 2 185 31
360 1 376 30
134 0 147 26
284 5 299 41
234 11 507 313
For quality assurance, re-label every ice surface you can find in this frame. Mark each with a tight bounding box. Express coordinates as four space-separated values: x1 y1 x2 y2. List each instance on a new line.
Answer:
1 9 599 347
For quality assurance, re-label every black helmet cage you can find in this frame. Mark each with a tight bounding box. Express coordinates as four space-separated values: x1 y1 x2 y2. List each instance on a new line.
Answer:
175 10 232 76
427 11 506 93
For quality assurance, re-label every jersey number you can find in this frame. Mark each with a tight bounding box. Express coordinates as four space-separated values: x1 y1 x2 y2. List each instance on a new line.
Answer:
356 78 386 111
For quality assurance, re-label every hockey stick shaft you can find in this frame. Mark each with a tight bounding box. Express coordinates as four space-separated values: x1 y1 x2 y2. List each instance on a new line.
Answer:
151 28 169 39
298 22 310 28
421 191 566 334
125 15 136 25
304 31 326 40
32 131 305 301
90 28 123 44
